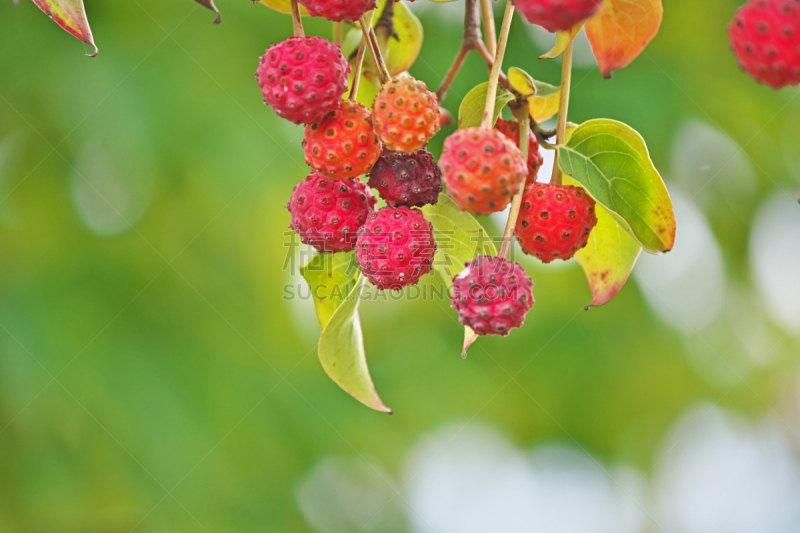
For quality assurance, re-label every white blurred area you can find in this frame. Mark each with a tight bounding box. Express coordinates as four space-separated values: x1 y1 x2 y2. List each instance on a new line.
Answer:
653 404 800 533
634 191 726 333
749 191 800 334
296 406 800 533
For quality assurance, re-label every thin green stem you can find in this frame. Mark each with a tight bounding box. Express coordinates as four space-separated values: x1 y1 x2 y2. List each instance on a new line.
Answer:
359 16 391 84
349 13 372 100
332 21 344 45
550 40 574 186
290 0 305 37
480 1 514 130
498 103 530 259
480 0 497 58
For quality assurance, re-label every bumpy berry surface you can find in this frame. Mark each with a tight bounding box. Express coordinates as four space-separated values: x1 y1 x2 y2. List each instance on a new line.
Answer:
439 127 527 215
512 0 603 32
729 0 800 89
372 77 441 153
494 118 544 185
515 182 598 263
298 0 377 21
287 173 376 253
367 149 442 208
451 255 534 337
303 100 383 180
256 37 350 125
355 206 436 290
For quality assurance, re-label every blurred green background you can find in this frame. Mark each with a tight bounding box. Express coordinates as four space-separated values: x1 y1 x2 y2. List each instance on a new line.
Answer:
1 0 799 531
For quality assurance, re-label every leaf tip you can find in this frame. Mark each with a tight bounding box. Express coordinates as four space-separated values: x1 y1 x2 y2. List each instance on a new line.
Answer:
86 44 98 58
602 70 613 80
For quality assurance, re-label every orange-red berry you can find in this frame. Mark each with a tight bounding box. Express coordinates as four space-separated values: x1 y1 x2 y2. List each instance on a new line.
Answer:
372 77 441 153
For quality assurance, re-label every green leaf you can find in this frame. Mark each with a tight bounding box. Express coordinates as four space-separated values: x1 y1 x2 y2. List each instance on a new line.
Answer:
564 176 642 308
318 275 391 413
192 0 221 23
422 194 497 289
507 67 562 123
258 0 308 15
300 252 360 329
31 0 97 56
458 82 514 129
557 119 676 255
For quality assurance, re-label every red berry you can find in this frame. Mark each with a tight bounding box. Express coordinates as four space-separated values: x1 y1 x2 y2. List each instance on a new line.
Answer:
494 118 544 185
303 100 383 180
512 0 603 32
298 0 377 21
439 127 527 215
256 37 350 124
288 173 376 253
451 255 534 337
367 148 442 208
355 206 436 290
729 0 800 89
515 182 598 263
372 77 441 153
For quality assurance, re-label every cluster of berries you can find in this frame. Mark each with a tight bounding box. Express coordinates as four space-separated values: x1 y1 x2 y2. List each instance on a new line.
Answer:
257 0 601 337
256 0 442 291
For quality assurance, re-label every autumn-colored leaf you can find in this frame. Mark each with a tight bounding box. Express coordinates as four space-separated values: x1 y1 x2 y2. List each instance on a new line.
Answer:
259 0 308 15
585 0 663 79
193 0 221 24
32 0 97 56
507 67 562 123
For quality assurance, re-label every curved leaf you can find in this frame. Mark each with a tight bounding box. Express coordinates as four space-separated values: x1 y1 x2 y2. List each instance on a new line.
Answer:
193 0 221 23
318 275 391 413
300 252 360 329
32 0 97 56
458 82 514 129
540 21 584 59
258 0 308 15
564 177 641 308
507 67 561 123
585 0 663 79
557 119 676 254
422 194 497 288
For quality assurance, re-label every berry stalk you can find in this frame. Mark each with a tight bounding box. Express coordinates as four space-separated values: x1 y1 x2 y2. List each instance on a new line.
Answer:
332 21 343 45
290 0 305 37
480 1 515 130
480 0 497 58
498 102 531 259
349 10 374 100
550 40 574 186
360 15 391 85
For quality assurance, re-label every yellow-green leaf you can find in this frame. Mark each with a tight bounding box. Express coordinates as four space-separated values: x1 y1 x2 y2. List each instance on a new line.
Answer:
300 252 359 329
557 119 676 255
540 21 584 59
259 0 308 15
318 275 391 413
422 194 497 288
507 67 562 123
458 82 514 129
564 176 641 308
31 0 97 56
586 0 663 79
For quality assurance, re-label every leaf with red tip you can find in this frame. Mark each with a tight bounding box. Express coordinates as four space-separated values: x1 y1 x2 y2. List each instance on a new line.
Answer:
193 0 221 24
31 0 97 57
565 176 642 308
585 0 663 79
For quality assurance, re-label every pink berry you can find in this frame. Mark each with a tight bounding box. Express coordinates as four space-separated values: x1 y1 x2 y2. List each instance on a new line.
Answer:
256 37 350 124
729 0 800 89
288 173 376 253
356 206 436 290
298 0 377 21
451 255 534 337
512 0 603 33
